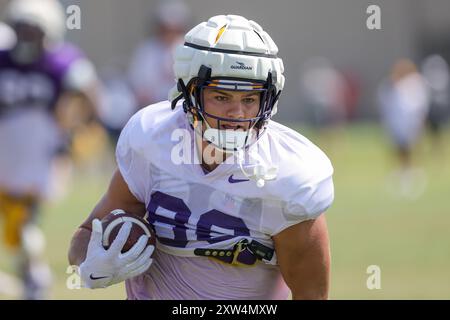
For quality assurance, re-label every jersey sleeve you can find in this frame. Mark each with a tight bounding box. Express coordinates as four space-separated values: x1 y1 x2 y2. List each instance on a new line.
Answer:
286 174 334 218
62 58 97 92
271 155 335 236
49 44 97 93
115 110 152 204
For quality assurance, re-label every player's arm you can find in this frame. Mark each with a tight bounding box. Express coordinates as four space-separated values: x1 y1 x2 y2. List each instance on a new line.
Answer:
54 58 100 136
68 169 146 266
54 86 99 128
272 214 330 300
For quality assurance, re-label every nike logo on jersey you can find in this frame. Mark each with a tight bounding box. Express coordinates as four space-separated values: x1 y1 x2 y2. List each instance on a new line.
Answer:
89 273 110 281
228 175 250 183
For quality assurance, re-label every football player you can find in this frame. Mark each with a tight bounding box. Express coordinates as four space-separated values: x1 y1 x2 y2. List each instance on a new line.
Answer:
0 0 98 299
128 0 190 107
377 59 430 197
69 15 334 299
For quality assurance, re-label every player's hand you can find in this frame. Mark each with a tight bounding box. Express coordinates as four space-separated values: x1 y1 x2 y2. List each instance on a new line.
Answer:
79 219 154 289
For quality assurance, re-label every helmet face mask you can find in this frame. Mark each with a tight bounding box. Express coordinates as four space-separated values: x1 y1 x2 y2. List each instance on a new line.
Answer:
174 67 280 152
170 15 284 152
10 21 45 64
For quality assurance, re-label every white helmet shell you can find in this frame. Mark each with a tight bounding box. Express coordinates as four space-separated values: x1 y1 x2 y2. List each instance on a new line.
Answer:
170 14 284 114
5 0 66 44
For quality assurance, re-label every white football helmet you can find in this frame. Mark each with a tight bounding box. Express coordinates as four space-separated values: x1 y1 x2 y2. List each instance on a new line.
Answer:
5 0 66 45
170 15 285 152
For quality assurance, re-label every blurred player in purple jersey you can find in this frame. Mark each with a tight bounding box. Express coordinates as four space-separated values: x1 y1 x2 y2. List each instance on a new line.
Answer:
0 0 98 299
69 15 334 300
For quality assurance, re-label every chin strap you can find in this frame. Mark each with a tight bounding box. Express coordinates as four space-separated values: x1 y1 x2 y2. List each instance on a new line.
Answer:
236 149 278 188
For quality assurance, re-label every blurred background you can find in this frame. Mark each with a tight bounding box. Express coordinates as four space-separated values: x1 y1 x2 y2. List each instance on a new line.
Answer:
0 0 449 299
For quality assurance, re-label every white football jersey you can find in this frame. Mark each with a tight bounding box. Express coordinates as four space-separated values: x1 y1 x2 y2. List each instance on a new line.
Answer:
116 101 334 263
0 108 59 196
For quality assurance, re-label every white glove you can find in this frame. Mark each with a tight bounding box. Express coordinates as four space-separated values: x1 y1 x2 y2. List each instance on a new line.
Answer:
79 218 155 289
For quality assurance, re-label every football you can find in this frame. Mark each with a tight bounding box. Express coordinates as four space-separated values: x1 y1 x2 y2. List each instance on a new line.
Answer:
101 209 156 253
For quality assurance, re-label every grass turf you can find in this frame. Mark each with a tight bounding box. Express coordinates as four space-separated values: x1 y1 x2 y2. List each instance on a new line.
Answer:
0 122 449 299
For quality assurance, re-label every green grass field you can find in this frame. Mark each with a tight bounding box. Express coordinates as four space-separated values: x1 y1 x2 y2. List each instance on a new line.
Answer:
1 122 449 299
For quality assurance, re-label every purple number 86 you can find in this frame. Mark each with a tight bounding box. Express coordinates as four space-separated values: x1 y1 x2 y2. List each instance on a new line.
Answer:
147 191 250 248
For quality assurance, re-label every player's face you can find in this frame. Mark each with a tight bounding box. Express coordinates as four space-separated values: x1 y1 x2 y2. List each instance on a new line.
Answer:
11 22 45 63
202 88 261 130
13 22 45 46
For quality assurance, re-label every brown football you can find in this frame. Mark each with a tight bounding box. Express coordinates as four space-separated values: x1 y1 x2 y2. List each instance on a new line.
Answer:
101 209 156 254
